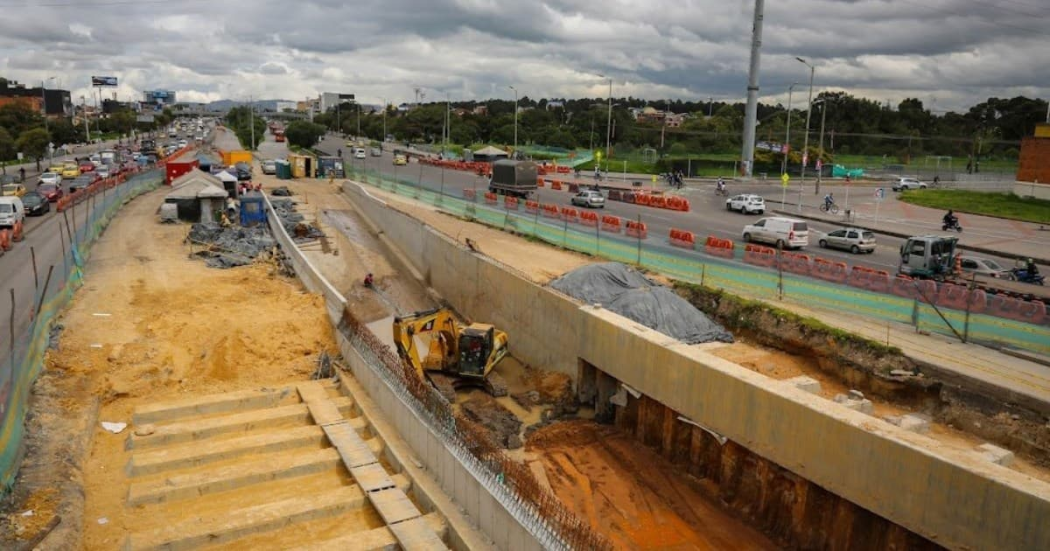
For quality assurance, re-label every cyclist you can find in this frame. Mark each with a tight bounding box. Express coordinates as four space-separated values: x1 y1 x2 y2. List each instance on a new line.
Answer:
716 178 726 194
823 192 835 211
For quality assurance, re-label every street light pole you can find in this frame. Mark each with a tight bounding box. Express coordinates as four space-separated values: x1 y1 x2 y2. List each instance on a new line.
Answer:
816 98 828 195
41 77 55 133
509 85 518 152
796 57 815 188
598 74 612 167
249 95 255 150
382 98 387 143
781 82 799 176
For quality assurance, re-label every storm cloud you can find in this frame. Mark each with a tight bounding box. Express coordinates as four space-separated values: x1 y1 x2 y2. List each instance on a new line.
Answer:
0 0 1045 110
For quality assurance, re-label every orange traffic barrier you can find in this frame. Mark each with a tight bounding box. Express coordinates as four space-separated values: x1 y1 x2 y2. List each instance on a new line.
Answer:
551 180 563 190
703 236 734 258
666 196 691 212
1015 300 1047 325
634 194 651 206
542 204 559 218
484 192 498 204
625 220 648 239
560 206 579 223
650 195 667 209
0 229 10 251
743 244 776 267
780 252 811 276
462 189 477 201
848 265 874 289
579 211 599 227
525 200 540 213
600 215 622 233
935 283 987 314
811 258 848 284
504 196 520 210
669 228 696 249
12 220 24 242
536 177 545 187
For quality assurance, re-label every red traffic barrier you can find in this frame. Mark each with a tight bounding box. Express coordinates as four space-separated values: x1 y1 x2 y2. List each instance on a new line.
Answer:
625 220 648 239
484 192 498 204
600 215 622 233
560 206 579 224
579 211 599 227
542 204 559 218
525 200 540 213
743 244 776 267
669 228 696 249
504 196 520 210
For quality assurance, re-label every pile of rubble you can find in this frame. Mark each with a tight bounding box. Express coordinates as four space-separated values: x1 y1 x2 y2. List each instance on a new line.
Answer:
186 223 279 269
270 198 324 240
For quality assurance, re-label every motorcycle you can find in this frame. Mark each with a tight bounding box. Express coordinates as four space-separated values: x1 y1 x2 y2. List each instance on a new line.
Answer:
715 185 728 196
942 218 963 232
1011 268 1045 286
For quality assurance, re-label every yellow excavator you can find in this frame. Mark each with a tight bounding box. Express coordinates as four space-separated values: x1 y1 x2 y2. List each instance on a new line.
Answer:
392 308 509 401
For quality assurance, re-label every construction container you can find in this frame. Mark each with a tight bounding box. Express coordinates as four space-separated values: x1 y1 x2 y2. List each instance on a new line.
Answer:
275 160 292 180
222 150 253 166
289 153 316 179
317 156 344 178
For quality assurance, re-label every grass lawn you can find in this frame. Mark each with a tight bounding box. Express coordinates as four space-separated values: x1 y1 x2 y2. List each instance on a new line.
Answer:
899 190 1050 224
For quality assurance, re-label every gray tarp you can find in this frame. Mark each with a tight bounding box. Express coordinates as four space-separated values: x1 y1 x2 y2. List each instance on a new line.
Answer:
550 262 734 344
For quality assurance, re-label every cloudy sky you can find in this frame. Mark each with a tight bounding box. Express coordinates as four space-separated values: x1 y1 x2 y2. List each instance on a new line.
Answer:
1 0 1047 112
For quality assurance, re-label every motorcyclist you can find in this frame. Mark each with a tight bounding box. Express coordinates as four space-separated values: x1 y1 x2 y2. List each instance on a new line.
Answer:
1027 258 1039 277
716 178 726 193
364 273 374 287
943 210 957 227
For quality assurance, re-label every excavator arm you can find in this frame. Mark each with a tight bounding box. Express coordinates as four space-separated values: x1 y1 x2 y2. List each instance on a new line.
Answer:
392 308 459 378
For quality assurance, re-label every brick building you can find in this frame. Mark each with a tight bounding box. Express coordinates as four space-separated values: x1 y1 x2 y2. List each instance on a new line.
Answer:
0 79 72 117
1017 123 1050 184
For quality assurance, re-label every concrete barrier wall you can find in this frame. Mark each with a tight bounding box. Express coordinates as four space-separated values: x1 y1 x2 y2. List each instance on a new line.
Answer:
345 182 1050 550
263 193 556 551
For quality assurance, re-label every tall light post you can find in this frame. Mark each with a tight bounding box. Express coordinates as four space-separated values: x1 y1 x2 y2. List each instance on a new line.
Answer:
381 97 387 143
796 57 815 189
740 0 765 178
815 97 829 195
249 95 255 150
708 97 713 118
509 85 518 152
781 82 799 176
597 74 613 166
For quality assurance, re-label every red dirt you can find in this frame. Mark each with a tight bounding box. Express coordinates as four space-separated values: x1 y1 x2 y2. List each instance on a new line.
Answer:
528 420 776 550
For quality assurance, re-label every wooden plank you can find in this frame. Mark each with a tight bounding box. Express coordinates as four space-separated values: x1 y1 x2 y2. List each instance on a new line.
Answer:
297 381 345 426
350 462 396 493
389 516 450 550
322 422 377 468
369 488 422 525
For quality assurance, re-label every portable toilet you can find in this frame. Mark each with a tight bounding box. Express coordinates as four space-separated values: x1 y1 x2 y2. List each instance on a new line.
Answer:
275 160 292 180
239 195 267 227
289 153 315 179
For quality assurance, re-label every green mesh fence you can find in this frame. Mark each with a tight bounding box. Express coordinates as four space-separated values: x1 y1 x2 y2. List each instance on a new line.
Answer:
349 165 1050 355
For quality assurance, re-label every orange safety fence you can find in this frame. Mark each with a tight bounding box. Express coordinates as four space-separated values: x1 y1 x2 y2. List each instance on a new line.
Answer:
600 215 622 233
668 228 696 249
579 211 599 227
536 177 545 188
625 220 648 239
779 251 811 276
551 180 563 190
936 283 987 314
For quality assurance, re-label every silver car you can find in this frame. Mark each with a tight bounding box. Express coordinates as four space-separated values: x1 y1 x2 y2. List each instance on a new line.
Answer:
959 255 1013 279
892 177 927 191
571 190 605 208
818 228 876 254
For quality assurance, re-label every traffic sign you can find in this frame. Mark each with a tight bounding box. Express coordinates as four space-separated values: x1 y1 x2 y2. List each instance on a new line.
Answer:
651 175 657 182
781 173 790 188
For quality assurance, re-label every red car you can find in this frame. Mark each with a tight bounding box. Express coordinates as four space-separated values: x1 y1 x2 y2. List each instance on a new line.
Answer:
36 183 64 202
78 160 95 173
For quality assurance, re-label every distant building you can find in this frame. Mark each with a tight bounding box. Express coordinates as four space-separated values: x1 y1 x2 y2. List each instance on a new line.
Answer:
472 105 488 116
143 90 177 110
545 101 564 111
1017 123 1050 188
0 79 72 118
101 98 138 114
320 92 354 113
296 98 319 113
275 101 296 113
635 106 686 128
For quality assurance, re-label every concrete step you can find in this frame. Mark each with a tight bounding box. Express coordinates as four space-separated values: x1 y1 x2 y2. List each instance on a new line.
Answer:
126 398 358 450
289 512 448 551
127 448 343 506
124 475 409 551
132 385 309 425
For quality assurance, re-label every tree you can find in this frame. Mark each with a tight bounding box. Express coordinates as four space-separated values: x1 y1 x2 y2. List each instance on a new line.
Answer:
0 127 15 175
284 121 326 149
0 102 45 138
16 127 50 171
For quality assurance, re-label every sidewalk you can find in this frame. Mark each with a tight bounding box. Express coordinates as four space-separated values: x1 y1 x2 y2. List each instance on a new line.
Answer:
768 198 1050 266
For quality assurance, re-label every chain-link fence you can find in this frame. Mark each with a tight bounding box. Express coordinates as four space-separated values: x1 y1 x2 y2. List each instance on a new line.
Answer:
346 163 1049 356
0 169 164 492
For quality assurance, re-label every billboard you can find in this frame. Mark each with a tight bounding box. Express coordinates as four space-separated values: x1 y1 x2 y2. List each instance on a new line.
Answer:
91 76 118 87
338 93 354 100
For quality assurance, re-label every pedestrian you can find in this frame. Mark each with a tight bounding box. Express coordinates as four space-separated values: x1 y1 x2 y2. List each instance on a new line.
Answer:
19 167 25 182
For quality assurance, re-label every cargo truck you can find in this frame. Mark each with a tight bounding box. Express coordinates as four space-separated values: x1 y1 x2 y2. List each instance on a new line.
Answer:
488 159 538 198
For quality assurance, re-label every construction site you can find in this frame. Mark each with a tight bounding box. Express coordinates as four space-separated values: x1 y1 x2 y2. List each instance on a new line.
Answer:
1 129 1049 550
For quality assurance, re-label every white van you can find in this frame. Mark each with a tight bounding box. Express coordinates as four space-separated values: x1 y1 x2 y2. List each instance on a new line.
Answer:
742 216 809 249
0 196 26 228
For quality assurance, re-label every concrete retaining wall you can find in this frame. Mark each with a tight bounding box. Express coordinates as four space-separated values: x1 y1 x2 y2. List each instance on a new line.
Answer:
344 182 1050 550
262 194 554 551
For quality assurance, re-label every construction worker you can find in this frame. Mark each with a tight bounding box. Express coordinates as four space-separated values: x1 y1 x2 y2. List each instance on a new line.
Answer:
364 273 374 288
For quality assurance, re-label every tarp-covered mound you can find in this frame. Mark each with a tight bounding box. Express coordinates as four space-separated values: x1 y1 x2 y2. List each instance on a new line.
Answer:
550 262 734 344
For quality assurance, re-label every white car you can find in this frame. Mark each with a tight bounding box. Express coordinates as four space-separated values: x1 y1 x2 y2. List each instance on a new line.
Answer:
571 190 605 209
742 217 809 249
959 256 1013 279
39 172 62 186
892 177 927 191
354 148 366 159
726 194 765 214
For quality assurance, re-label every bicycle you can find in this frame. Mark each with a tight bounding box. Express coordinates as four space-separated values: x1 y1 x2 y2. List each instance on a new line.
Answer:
819 202 839 214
